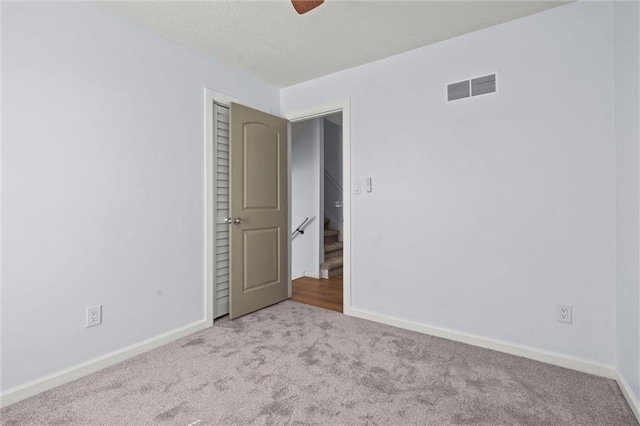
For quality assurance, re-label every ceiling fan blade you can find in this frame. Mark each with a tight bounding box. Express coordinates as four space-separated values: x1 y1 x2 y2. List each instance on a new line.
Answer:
291 0 324 15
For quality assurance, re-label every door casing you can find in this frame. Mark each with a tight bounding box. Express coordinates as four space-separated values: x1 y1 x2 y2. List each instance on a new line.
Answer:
285 100 351 316
205 89 352 324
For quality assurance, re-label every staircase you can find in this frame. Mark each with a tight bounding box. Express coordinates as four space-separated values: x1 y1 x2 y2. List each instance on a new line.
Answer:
321 218 343 278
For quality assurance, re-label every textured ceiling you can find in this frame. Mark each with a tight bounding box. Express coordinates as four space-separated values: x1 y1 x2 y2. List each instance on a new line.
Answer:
101 0 570 88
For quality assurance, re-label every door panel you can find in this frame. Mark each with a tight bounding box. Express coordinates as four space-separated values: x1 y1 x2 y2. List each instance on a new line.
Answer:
243 125 280 210
243 228 280 291
229 103 289 319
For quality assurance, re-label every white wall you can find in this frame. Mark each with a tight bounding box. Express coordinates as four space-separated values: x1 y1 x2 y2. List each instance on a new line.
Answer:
323 118 343 229
324 118 342 185
291 119 323 278
282 2 617 364
1 2 279 391
615 0 640 401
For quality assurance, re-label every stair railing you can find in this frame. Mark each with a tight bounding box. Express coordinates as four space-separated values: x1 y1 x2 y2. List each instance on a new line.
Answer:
291 217 309 237
324 170 342 192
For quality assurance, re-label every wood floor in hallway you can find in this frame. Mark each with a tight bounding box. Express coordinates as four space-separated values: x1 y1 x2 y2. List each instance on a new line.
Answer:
291 274 343 313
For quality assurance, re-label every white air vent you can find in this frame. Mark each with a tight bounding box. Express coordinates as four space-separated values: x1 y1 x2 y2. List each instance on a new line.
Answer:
447 80 470 102
471 74 496 96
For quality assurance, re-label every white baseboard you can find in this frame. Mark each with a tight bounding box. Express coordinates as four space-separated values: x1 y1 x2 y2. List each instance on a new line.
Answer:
347 308 617 379
349 308 640 421
0 319 208 408
617 370 640 422
292 271 320 280
3 307 637 423
303 271 321 279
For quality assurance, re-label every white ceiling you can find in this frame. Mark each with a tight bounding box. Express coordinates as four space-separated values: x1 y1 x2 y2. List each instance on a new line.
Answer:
101 0 570 88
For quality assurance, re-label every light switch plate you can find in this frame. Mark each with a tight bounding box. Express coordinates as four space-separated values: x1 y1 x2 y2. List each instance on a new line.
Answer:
353 181 362 195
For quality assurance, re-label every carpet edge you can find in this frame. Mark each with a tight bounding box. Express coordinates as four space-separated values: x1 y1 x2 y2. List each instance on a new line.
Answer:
0 319 208 408
348 308 617 378
617 370 640 423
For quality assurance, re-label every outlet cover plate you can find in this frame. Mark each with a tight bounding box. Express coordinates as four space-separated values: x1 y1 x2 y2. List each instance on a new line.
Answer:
86 305 102 327
557 304 572 324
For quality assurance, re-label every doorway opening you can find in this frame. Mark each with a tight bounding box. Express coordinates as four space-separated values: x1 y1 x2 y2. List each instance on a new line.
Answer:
205 91 351 324
290 113 344 313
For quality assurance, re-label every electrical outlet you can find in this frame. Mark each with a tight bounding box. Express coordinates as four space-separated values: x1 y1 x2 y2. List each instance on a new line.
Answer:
86 305 102 328
557 304 572 324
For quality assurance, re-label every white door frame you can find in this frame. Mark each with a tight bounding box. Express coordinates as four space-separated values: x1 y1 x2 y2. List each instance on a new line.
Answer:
283 99 352 315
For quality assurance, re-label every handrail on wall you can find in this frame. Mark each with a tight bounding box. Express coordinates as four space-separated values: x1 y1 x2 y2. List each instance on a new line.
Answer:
324 170 342 192
292 217 309 237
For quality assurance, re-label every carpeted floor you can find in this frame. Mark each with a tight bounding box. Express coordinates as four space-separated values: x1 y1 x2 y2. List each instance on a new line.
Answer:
1 301 637 425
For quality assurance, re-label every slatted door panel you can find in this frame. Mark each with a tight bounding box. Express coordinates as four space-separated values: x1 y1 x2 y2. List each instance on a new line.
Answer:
215 103 230 318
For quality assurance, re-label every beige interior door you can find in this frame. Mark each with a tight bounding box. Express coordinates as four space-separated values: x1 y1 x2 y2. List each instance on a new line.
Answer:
229 102 289 319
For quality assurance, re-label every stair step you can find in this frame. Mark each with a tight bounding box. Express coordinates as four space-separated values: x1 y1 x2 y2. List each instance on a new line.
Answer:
324 218 330 230
324 228 340 244
321 266 343 279
324 229 339 238
324 249 343 260
320 256 343 270
324 241 343 253
320 232 343 279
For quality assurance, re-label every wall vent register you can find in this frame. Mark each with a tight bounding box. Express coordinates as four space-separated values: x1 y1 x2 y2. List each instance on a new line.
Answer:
447 73 496 102
447 80 470 101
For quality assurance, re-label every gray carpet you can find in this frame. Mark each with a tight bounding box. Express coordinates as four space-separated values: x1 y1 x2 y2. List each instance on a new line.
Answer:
1 301 637 425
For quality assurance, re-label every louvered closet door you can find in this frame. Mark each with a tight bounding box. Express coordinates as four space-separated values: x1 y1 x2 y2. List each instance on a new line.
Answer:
214 103 231 318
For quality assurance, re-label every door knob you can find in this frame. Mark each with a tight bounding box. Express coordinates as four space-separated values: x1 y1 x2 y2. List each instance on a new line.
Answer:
224 217 243 224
